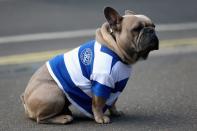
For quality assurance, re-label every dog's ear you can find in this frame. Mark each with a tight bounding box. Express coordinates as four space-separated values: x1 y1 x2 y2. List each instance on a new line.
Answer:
104 7 123 31
125 10 136 15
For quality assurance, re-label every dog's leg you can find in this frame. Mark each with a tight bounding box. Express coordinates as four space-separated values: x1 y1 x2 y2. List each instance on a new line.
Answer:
92 96 110 124
24 83 73 124
108 100 123 117
23 64 73 124
36 97 73 124
37 106 73 124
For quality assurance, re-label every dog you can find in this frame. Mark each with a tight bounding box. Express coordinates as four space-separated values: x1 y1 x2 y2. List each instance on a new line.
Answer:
20 7 159 124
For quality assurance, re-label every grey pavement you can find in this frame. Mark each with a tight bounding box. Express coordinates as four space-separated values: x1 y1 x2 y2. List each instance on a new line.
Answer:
0 0 196 36
0 0 197 56
0 46 197 131
0 0 197 131
0 0 197 36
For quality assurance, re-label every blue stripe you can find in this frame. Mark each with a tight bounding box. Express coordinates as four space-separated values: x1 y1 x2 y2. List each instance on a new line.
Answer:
49 54 93 115
112 78 129 93
100 45 121 61
92 81 112 99
78 40 95 79
48 41 129 116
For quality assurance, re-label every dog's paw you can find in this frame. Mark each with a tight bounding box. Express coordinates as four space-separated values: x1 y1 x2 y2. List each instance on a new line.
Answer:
95 115 110 124
51 115 73 124
62 115 73 123
37 115 73 124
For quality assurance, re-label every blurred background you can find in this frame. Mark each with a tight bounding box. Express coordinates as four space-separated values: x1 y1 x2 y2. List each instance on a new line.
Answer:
0 0 197 131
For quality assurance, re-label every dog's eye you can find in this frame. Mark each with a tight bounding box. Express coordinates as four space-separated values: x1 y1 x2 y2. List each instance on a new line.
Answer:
132 25 143 32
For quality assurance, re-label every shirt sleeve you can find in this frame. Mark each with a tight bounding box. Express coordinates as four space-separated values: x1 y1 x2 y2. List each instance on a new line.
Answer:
91 73 114 99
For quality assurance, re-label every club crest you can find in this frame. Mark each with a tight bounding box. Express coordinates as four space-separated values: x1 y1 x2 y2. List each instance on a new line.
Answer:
80 48 93 65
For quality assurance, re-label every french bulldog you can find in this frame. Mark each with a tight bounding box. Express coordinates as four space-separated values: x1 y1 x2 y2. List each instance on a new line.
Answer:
20 7 159 124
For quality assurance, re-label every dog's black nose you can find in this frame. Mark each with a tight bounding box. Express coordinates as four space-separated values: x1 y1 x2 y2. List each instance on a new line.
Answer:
150 35 159 50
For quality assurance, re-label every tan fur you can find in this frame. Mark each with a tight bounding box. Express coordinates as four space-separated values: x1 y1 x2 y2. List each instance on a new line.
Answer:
92 96 110 124
96 23 130 63
96 14 154 64
94 8 157 124
21 7 157 125
21 65 73 124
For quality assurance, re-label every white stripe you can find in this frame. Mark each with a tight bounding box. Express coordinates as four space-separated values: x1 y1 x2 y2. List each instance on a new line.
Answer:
0 22 197 44
93 41 112 75
91 41 114 87
94 41 102 52
90 73 115 88
46 62 93 118
64 48 92 97
111 61 132 83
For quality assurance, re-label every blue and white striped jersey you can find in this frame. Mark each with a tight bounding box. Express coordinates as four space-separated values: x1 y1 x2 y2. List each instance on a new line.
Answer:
46 40 132 118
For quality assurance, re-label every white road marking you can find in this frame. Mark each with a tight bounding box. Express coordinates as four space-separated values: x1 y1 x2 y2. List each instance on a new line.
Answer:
0 29 95 44
0 22 197 44
157 22 197 31
0 38 196 65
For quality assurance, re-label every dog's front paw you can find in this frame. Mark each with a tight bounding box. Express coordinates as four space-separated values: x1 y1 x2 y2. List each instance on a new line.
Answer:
94 115 110 124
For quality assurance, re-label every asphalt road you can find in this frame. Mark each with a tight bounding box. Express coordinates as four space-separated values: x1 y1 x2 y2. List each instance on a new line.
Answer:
0 0 197 131
0 46 197 131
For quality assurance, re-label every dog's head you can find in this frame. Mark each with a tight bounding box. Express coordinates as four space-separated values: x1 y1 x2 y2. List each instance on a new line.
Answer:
104 7 159 63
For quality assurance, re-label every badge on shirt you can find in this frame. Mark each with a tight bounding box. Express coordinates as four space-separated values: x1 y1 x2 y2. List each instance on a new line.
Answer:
80 48 93 65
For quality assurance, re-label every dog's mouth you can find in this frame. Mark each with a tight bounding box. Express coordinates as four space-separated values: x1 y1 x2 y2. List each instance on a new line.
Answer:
137 41 159 60
137 48 152 60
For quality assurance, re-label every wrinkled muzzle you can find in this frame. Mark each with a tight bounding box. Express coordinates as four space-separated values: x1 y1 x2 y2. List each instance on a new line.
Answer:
138 27 159 51
137 27 159 59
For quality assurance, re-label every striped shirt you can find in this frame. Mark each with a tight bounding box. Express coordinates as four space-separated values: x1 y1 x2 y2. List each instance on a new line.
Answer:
46 40 132 118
